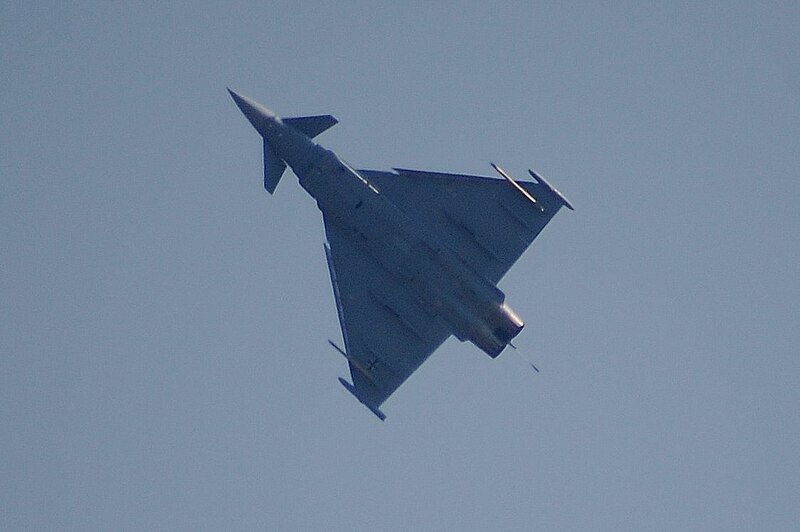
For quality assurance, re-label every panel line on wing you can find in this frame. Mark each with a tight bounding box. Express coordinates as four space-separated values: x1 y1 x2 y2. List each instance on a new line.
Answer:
369 290 427 342
323 212 452 409
440 209 505 264
362 339 417 376
360 168 563 283
498 201 538 234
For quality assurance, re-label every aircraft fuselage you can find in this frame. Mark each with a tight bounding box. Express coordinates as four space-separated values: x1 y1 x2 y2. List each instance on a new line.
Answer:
293 132 522 358
233 91 524 357
228 88 576 418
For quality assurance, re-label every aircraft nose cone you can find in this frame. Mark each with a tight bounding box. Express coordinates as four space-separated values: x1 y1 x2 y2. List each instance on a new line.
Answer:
227 88 279 135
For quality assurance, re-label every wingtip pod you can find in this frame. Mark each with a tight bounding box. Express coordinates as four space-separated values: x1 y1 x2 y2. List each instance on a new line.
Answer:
528 169 574 211
338 378 387 421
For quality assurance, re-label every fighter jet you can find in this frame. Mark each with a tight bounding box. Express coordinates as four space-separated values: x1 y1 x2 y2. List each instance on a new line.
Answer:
228 89 573 420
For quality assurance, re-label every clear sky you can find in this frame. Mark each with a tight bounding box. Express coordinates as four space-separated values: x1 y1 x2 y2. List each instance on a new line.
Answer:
2 2 798 530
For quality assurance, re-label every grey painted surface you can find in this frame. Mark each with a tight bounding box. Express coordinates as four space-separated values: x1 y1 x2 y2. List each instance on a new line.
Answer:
229 90 566 417
2 3 799 530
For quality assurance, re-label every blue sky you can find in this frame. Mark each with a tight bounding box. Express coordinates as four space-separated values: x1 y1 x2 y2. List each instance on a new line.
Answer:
2 3 799 530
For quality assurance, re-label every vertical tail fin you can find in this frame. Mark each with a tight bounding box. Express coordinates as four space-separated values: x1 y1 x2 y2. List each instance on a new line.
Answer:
263 139 286 194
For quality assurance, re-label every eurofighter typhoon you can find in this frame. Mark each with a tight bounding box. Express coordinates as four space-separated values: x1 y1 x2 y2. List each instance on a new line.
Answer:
229 89 573 420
